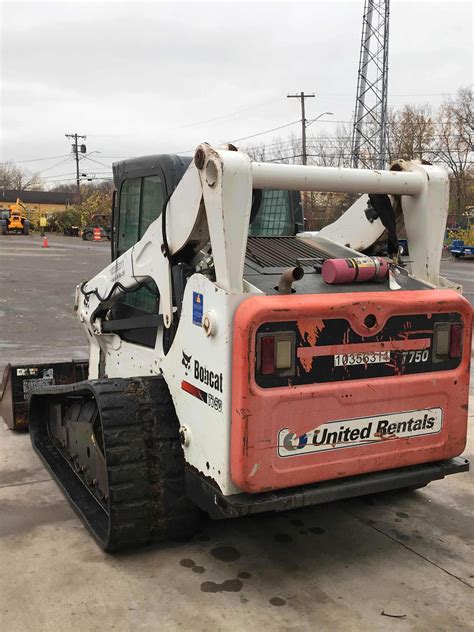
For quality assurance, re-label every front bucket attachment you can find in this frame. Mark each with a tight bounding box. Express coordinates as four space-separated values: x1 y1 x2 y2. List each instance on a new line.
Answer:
0 360 88 431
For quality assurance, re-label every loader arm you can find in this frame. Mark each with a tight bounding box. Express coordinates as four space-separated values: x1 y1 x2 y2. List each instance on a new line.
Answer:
78 146 449 352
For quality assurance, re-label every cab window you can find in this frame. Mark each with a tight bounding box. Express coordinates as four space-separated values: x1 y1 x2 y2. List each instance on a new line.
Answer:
114 174 166 343
249 189 294 236
118 177 141 254
117 175 165 257
140 175 164 236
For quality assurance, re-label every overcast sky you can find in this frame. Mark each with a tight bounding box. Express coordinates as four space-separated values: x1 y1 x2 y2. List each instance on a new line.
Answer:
0 0 472 187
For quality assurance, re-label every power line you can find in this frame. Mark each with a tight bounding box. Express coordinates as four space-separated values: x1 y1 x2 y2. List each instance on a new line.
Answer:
95 155 129 159
228 119 300 143
81 155 112 169
2 154 70 164
43 175 114 186
41 172 77 179
318 92 456 97
36 157 72 174
181 97 277 128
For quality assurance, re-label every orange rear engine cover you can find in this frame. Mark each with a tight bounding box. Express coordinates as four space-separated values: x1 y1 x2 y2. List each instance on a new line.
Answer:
231 289 472 493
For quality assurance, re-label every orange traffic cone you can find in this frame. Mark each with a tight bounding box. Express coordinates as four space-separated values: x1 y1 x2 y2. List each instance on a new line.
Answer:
42 235 49 248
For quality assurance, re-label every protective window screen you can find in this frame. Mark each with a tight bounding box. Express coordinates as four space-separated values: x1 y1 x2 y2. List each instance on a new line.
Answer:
118 178 141 253
249 189 293 236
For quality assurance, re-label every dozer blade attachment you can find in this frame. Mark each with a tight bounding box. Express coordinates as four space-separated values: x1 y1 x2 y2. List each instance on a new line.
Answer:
0 361 88 430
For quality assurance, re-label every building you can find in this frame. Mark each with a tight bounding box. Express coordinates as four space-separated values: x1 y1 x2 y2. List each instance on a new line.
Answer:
0 189 70 225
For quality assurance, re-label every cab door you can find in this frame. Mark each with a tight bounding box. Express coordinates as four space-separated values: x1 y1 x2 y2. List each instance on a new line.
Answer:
108 173 167 347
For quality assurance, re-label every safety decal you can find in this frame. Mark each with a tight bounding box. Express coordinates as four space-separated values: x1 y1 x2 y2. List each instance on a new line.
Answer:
192 292 203 326
278 408 443 457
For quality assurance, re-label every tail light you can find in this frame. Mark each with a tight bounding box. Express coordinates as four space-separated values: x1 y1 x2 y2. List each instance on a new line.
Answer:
257 332 295 377
260 336 275 375
434 322 463 361
449 324 463 358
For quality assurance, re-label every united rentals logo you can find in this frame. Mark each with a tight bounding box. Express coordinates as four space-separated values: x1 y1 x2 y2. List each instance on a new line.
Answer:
278 408 443 457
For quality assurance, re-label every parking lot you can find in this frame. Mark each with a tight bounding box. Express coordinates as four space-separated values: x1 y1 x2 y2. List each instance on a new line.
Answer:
0 234 473 632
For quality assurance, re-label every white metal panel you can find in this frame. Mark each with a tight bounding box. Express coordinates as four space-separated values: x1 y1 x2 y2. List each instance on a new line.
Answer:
251 161 425 195
198 146 253 293
400 162 450 285
101 339 157 379
160 274 255 496
165 162 204 254
316 194 386 251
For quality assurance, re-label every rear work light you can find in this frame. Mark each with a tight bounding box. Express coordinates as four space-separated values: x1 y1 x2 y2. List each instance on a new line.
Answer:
433 322 463 361
257 332 296 377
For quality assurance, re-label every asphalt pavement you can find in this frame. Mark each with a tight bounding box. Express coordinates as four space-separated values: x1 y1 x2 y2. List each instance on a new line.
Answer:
0 235 473 632
441 258 474 306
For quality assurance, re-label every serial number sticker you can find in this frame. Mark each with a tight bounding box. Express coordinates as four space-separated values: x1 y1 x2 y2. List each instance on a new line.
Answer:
334 351 391 367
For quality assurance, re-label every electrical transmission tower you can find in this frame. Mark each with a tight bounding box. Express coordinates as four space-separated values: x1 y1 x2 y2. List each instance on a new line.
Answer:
351 0 390 169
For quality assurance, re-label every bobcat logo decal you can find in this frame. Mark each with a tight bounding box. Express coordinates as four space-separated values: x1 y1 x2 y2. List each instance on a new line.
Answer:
182 351 192 372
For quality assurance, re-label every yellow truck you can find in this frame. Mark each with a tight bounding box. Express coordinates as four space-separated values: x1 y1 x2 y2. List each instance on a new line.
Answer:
0 198 30 235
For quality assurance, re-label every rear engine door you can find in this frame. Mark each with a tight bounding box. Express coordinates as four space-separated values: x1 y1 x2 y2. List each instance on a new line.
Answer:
231 289 472 493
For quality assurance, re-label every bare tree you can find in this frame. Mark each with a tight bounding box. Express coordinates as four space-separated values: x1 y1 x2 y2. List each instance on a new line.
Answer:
432 88 473 218
242 87 473 228
244 132 301 164
387 104 435 162
0 163 43 191
306 123 353 168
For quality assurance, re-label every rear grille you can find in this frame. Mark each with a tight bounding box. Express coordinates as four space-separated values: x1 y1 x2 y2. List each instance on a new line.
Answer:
246 236 330 269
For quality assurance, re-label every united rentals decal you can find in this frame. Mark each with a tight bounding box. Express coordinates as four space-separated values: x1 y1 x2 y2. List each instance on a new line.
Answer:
278 408 443 457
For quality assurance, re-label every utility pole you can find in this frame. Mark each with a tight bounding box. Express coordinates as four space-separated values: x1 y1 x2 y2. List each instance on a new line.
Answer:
65 133 87 202
287 92 315 165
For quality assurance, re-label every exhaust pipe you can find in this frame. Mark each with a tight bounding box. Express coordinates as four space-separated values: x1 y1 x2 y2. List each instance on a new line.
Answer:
278 266 304 294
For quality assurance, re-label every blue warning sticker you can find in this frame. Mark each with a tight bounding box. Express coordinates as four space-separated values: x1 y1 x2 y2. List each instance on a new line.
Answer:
192 292 204 326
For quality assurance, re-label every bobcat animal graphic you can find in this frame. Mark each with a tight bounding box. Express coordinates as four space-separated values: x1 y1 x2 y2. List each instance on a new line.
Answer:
182 351 192 372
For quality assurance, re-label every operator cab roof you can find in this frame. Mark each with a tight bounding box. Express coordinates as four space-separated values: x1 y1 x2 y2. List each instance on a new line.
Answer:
113 154 192 192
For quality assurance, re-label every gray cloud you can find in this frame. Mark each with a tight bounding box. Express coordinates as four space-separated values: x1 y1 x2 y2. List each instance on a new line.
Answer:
1 1 471 185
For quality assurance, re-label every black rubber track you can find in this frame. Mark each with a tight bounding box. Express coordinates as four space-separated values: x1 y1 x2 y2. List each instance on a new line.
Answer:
29 376 199 551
